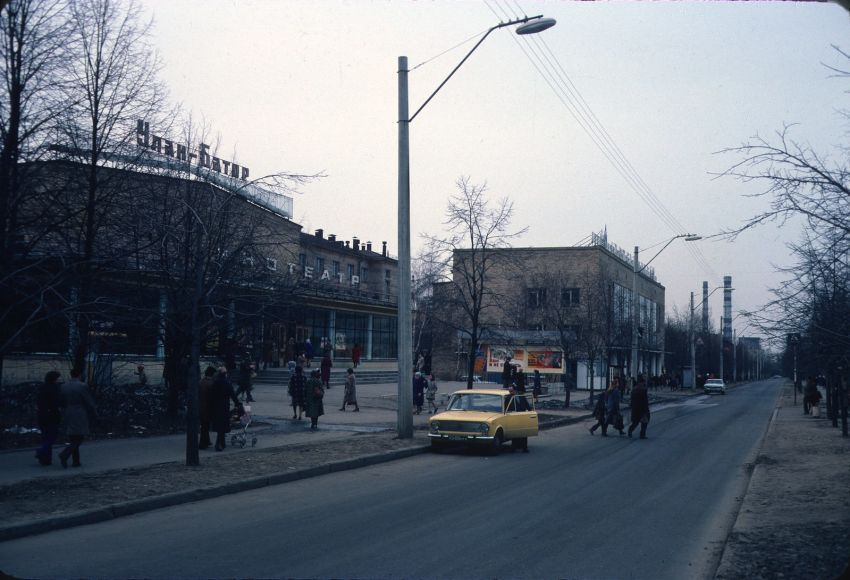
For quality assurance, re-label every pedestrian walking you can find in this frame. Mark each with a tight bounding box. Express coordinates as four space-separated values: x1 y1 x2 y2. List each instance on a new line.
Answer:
305 369 325 430
515 368 526 393
211 367 241 451
198 366 216 449
532 370 542 404
413 371 427 414
588 390 607 435
502 357 513 389
416 352 425 373
321 352 333 389
304 338 314 367
602 378 625 437
288 365 307 420
35 371 63 466
628 376 651 439
236 360 255 402
58 368 96 468
804 376 819 414
426 374 439 414
352 343 362 368
339 368 360 411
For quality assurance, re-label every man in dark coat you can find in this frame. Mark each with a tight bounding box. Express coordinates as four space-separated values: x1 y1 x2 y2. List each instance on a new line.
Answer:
305 370 325 430
198 366 216 449
236 360 254 402
288 365 307 420
211 367 241 451
502 357 513 389
36 371 63 465
628 376 651 439
413 372 427 414
59 368 96 468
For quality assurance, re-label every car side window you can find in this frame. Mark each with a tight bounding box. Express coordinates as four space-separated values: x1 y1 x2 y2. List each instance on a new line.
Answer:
515 395 531 412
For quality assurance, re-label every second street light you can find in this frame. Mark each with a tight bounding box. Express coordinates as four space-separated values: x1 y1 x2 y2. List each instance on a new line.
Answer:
630 234 700 382
397 15 556 438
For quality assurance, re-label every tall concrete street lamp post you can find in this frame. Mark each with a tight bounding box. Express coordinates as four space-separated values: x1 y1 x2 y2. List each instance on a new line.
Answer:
397 15 556 438
689 285 724 390
630 234 700 382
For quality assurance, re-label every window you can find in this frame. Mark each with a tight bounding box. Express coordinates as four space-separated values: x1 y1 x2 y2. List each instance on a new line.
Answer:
333 261 340 277
361 267 368 282
299 253 307 268
347 264 354 279
528 288 546 308
561 288 580 307
316 257 325 273
266 258 278 271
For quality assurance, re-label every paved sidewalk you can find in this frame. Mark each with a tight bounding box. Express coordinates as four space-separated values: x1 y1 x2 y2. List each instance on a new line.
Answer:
715 382 850 579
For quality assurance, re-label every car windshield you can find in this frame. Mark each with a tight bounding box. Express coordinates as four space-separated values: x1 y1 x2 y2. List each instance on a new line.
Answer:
447 393 503 412
706 380 723 385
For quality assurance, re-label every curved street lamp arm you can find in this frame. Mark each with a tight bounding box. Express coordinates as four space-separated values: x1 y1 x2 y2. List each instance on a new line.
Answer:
408 15 544 123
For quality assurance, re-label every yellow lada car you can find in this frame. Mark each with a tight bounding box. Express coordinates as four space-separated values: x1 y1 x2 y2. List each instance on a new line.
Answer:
428 389 538 454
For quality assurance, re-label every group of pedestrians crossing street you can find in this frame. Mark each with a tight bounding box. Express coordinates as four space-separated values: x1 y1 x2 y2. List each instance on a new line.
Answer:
588 375 652 439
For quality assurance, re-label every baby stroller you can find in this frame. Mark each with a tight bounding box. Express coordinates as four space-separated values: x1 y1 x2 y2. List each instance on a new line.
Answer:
230 403 258 449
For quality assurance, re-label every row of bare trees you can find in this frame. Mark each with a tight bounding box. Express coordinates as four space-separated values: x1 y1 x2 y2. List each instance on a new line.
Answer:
718 46 850 411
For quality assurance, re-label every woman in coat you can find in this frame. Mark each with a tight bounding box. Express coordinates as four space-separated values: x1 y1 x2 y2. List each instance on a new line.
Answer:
602 378 625 437
59 368 96 468
628 376 651 439
288 365 307 420
36 371 63 466
211 367 241 451
305 370 325 430
340 368 360 411
320 353 333 389
351 343 362 368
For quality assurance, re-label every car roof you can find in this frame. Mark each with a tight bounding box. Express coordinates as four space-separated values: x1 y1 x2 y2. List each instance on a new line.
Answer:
450 389 512 396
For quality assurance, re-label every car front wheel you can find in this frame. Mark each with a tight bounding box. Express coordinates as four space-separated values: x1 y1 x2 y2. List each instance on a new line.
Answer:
488 430 503 456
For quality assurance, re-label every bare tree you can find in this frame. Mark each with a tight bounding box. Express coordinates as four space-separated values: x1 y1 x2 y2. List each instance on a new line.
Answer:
424 177 527 389
0 0 72 375
58 0 167 372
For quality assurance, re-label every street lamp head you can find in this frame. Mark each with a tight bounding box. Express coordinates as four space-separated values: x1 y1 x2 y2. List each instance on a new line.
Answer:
516 17 557 35
685 235 702 242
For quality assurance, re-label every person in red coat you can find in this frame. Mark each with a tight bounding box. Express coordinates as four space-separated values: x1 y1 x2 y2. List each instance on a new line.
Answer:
320 353 333 389
351 343 362 368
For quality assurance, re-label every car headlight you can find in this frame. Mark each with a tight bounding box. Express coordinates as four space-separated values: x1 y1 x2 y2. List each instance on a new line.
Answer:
477 423 489 435
430 421 439 432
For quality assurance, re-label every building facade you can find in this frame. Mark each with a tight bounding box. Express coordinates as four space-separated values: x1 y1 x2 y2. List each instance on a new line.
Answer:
429 232 666 389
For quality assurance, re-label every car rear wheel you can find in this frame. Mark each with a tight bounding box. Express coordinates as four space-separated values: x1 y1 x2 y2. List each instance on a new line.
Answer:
430 439 448 452
488 430 503 455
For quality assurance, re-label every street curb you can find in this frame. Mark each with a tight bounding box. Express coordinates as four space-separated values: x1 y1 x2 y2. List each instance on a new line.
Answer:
711 382 785 578
0 445 431 543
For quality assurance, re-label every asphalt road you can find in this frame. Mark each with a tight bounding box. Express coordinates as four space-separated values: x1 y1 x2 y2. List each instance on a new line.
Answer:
0 379 781 579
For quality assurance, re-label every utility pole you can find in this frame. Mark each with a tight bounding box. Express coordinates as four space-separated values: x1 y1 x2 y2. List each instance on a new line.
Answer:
631 246 639 382
719 315 724 382
690 292 696 389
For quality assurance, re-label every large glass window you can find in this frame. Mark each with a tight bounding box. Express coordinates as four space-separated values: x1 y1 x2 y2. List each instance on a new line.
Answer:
371 314 397 359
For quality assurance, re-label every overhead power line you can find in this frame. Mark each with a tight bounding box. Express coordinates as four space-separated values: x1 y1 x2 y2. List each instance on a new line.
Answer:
484 0 717 279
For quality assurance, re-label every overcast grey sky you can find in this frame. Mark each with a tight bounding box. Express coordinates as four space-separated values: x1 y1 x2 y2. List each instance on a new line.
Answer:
139 0 849 335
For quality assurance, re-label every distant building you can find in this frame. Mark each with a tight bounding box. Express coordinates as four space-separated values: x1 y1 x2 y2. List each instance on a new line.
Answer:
429 231 666 389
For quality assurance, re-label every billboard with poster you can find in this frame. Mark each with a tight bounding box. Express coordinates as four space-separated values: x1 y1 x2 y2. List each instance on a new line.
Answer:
487 346 525 372
526 349 563 371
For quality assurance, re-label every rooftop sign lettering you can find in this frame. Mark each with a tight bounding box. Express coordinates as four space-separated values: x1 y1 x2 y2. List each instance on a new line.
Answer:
136 120 250 181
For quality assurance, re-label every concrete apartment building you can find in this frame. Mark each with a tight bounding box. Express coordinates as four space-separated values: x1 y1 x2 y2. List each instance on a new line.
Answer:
429 231 666 390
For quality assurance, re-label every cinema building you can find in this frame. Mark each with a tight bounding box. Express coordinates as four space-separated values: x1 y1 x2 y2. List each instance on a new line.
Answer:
1 151 398 385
